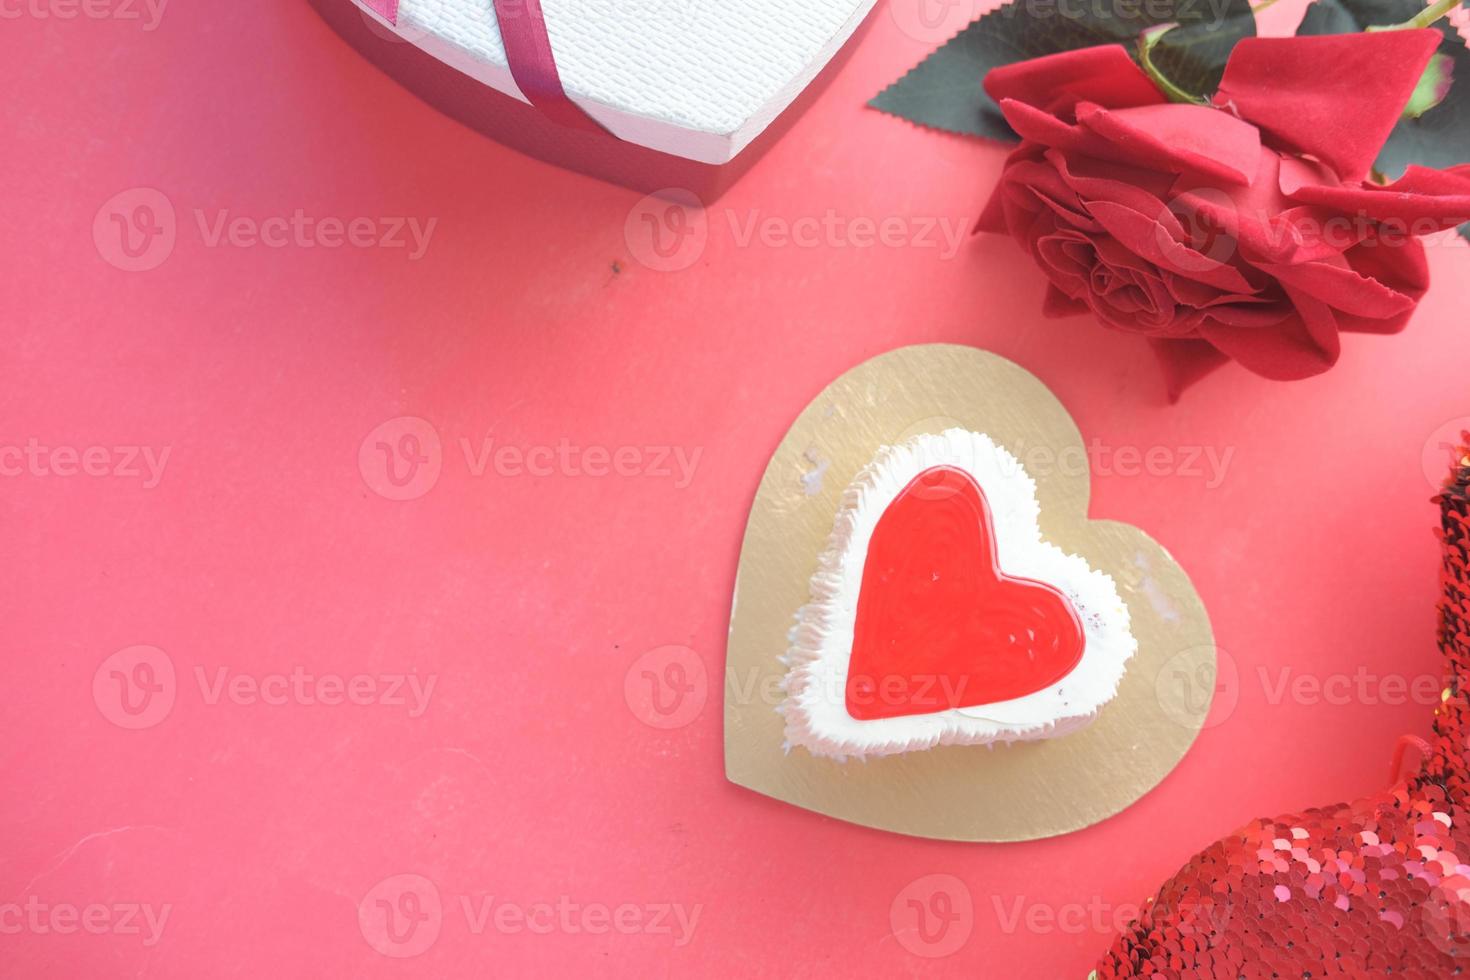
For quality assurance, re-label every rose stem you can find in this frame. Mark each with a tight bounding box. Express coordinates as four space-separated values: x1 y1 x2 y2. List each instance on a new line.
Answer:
1374 0 1462 30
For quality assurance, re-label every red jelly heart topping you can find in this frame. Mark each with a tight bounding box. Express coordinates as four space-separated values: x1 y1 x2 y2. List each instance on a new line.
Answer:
846 465 1085 720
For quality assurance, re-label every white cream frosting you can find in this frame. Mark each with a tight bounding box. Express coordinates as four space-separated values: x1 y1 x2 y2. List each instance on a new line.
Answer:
780 429 1136 761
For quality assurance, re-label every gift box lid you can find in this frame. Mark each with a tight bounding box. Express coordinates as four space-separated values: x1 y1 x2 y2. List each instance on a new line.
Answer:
356 0 878 164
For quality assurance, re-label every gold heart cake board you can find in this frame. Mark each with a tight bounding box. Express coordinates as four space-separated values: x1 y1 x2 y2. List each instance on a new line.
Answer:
724 344 1214 841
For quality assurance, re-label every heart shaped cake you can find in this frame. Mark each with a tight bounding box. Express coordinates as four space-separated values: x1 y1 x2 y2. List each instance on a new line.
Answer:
781 429 1136 760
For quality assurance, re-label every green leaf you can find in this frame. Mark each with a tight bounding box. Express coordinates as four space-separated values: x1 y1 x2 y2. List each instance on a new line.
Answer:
1380 31 1470 175
1298 0 1470 175
1404 51 1455 118
1140 24 1213 104
1295 0 1371 32
1295 0 1423 33
869 0 1255 141
1150 0 1260 95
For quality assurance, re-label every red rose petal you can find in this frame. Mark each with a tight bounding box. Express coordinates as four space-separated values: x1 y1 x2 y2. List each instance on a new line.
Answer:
1003 158 1097 229
1276 283 1345 356
996 99 1106 154
1198 306 1340 380
1250 257 1418 320
1346 231 1431 296
1045 149 1185 217
1149 338 1231 402
1042 283 1089 317
1085 199 1256 294
1077 102 1261 187
1277 155 1341 197
1213 31 1441 181
984 44 1163 115
1286 165 1470 233
975 185 1008 234
1190 295 1292 329
1034 226 1095 297
1335 237 1430 335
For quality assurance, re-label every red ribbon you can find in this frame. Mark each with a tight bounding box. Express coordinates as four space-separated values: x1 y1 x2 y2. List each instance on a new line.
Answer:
492 0 606 132
364 0 606 133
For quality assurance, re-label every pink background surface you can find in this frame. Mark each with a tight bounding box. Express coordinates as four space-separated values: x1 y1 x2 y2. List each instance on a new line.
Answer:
5 0 1470 976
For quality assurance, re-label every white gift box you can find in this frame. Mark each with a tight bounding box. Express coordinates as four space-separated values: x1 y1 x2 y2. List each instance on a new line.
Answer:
311 0 880 197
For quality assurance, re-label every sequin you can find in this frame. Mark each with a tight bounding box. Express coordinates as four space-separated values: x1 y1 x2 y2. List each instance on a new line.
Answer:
1094 445 1470 978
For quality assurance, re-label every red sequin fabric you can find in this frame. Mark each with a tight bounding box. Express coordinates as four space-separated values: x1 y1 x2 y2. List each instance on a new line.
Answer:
1094 455 1470 978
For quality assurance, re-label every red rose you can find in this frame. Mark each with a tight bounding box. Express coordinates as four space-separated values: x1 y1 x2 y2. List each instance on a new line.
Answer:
977 31 1470 397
